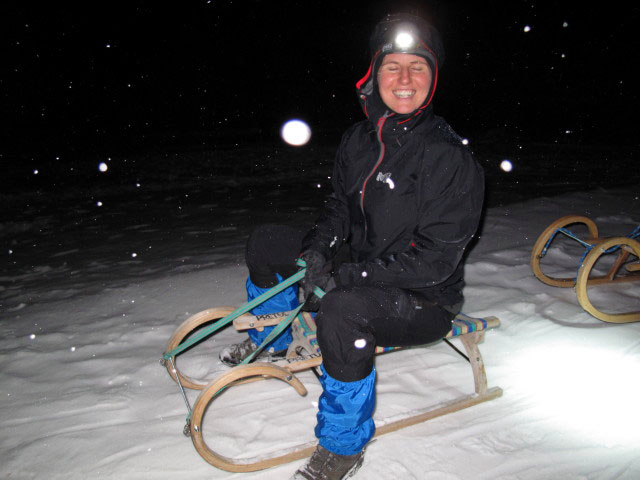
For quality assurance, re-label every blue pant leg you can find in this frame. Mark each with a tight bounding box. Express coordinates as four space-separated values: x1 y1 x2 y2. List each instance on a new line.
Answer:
245 274 296 351
315 365 376 455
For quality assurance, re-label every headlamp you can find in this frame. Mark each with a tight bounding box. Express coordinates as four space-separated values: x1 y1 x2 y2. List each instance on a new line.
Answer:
383 24 436 69
394 31 415 51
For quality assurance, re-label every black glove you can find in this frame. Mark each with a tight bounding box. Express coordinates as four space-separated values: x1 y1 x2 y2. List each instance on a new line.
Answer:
299 250 336 311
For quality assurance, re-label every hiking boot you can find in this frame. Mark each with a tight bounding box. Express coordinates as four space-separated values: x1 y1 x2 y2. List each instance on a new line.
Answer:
218 337 287 366
291 445 364 480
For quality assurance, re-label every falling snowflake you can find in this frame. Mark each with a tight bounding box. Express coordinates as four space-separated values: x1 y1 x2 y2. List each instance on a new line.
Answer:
354 339 367 349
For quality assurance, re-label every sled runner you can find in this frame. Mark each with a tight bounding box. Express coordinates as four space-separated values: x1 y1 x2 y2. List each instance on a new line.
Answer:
531 215 640 323
161 262 503 472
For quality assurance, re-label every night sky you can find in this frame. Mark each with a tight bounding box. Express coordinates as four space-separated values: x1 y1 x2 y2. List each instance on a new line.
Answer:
2 1 639 189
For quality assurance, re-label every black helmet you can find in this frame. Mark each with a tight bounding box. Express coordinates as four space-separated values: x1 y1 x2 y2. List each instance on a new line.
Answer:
368 13 445 72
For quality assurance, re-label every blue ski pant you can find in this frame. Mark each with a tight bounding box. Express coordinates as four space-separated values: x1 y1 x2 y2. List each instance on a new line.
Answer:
245 224 455 454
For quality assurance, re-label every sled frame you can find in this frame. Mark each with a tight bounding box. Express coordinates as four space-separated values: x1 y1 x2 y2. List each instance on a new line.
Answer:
164 305 502 472
531 215 640 323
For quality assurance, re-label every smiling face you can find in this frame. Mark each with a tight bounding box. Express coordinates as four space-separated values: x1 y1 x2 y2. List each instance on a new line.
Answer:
377 53 432 114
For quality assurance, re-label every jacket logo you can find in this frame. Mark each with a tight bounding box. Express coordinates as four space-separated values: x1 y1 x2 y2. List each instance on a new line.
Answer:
376 171 395 190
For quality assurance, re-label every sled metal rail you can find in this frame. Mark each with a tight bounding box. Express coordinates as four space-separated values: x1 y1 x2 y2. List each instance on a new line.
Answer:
540 224 640 278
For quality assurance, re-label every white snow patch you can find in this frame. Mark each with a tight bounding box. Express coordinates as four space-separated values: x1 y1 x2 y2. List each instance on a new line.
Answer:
0 181 638 479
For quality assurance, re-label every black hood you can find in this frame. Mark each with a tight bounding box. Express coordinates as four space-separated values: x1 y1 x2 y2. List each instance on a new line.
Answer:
356 13 445 133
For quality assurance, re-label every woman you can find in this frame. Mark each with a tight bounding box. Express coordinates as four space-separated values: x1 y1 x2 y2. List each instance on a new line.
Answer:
221 13 485 480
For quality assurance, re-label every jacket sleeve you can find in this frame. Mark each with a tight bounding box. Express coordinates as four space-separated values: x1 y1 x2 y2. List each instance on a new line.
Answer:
300 130 353 260
337 145 484 289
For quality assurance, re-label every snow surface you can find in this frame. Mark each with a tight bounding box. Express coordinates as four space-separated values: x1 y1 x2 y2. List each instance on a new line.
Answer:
1 144 639 479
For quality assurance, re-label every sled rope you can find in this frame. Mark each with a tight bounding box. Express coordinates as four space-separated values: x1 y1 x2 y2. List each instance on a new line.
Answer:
162 259 309 360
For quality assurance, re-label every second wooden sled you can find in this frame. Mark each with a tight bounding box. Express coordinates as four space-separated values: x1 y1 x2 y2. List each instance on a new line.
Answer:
531 215 640 323
164 304 502 473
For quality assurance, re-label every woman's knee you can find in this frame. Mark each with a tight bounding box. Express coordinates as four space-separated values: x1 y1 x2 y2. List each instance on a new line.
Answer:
246 224 281 264
245 224 303 287
317 288 370 331
316 287 376 381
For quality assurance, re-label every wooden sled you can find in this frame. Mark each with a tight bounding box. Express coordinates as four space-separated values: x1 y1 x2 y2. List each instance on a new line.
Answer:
531 215 640 323
164 307 502 472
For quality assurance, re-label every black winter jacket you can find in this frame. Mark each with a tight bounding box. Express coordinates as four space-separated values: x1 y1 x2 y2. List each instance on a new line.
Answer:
303 90 484 310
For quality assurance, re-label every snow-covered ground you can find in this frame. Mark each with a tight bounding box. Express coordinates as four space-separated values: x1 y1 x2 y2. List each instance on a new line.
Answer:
1 143 639 479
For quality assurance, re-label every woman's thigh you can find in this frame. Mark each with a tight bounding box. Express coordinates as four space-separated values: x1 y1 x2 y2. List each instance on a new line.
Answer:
316 284 453 381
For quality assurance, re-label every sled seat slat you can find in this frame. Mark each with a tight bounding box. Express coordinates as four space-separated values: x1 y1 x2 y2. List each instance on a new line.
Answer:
447 313 500 337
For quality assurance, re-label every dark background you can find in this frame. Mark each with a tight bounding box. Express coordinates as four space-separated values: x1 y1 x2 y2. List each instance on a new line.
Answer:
2 1 639 199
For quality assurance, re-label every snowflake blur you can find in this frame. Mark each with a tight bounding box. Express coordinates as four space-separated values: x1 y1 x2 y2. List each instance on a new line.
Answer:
500 160 513 172
280 119 311 146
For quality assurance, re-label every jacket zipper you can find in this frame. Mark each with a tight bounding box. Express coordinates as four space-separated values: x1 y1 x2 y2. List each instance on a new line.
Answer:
360 113 390 237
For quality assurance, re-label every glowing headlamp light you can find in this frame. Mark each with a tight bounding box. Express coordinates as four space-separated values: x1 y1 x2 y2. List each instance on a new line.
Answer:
394 31 415 51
